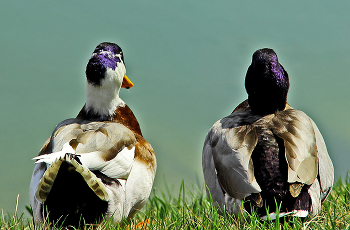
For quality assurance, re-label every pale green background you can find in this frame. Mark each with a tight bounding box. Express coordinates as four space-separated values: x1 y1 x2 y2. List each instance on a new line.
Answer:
1 1 349 214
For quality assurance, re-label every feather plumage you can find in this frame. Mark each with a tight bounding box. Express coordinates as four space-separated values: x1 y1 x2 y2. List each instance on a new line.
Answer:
29 42 156 227
202 48 333 219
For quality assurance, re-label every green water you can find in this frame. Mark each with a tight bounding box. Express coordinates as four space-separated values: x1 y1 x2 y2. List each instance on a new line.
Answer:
1 1 349 214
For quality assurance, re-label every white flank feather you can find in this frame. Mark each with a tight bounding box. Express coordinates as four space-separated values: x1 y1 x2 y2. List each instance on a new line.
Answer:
78 146 135 179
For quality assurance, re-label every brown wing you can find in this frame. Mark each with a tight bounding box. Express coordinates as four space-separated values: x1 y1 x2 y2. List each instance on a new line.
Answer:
51 121 137 158
268 109 318 185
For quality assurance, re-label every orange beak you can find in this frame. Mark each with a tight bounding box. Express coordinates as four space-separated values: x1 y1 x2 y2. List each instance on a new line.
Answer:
121 75 134 89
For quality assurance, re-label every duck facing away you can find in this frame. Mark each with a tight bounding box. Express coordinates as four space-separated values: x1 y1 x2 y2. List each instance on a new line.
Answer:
202 48 334 219
29 42 156 227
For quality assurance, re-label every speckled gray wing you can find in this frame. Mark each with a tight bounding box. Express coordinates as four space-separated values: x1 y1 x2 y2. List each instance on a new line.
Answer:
308 118 334 214
202 134 226 207
205 120 261 200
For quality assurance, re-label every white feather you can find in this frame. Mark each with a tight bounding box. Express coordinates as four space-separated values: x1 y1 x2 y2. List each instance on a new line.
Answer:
33 141 135 180
32 142 75 164
78 146 135 179
123 160 154 219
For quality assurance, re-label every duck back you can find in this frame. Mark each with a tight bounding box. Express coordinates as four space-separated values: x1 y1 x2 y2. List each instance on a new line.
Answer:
245 127 311 215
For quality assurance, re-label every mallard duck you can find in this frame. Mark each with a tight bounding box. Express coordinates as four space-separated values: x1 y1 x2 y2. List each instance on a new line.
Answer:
202 48 334 219
29 42 156 227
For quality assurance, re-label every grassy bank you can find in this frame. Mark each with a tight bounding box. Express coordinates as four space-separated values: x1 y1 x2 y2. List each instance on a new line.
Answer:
1 176 349 229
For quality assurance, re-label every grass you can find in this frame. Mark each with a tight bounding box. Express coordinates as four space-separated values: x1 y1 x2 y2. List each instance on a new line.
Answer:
1 176 350 230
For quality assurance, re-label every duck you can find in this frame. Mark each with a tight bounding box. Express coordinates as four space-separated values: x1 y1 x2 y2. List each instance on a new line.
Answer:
29 42 157 227
202 48 334 219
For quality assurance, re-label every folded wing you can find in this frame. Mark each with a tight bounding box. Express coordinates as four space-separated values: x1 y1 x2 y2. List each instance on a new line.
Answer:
34 119 137 180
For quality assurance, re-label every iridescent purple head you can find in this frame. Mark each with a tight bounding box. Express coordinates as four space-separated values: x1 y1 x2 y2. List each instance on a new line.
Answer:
245 48 289 115
86 42 125 86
